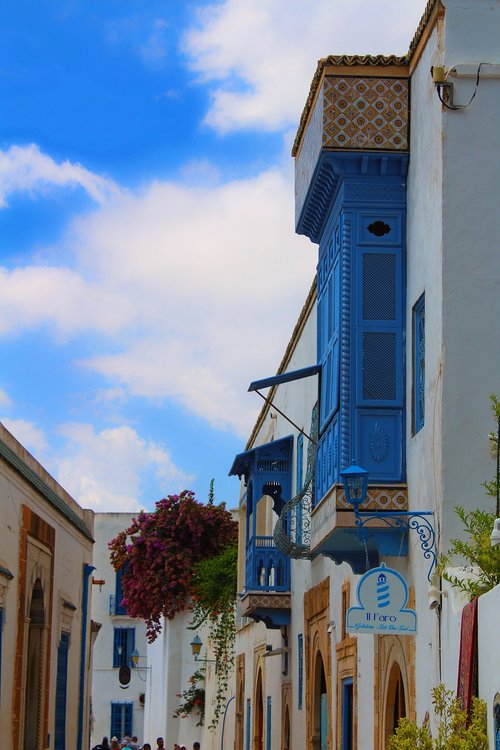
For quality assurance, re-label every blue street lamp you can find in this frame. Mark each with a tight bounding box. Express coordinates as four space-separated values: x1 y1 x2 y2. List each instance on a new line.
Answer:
339 461 437 582
340 461 369 512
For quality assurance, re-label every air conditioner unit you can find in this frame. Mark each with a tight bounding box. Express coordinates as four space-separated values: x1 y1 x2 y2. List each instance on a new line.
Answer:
139 693 145 707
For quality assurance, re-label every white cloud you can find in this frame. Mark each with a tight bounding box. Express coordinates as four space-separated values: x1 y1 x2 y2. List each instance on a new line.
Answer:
0 387 12 409
184 0 426 133
0 265 135 338
0 144 121 208
56 423 193 512
0 417 49 457
0 158 315 436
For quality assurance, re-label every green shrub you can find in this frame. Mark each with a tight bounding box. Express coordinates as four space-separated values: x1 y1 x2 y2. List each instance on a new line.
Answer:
388 685 488 750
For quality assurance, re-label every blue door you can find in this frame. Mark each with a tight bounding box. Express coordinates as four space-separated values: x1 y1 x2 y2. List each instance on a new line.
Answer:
54 632 69 750
341 677 353 750
320 692 328 750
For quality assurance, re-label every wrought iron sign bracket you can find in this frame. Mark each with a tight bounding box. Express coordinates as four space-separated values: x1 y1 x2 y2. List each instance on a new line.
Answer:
353 509 436 582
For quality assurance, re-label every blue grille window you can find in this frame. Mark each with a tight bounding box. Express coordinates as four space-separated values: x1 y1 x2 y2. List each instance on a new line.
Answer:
266 697 272 750
111 702 133 740
413 294 425 433
113 627 135 668
298 634 303 709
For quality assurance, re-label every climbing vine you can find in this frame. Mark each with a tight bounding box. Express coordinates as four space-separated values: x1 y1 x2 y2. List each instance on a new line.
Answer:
190 543 238 729
173 668 206 726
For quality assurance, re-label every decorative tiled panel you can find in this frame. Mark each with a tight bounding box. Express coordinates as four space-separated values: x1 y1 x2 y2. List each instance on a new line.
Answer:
335 484 408 512
323 76 409 151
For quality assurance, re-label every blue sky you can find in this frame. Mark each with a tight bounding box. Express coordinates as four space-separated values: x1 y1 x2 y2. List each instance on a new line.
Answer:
0 0 427 512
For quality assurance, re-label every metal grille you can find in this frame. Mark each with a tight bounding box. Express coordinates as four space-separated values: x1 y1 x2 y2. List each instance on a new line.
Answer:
257 458 289 473
273 403 318 559
362 332 397 400
362 253 397 320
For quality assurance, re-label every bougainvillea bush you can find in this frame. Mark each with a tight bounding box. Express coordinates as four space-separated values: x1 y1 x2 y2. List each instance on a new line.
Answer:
109 490 237 641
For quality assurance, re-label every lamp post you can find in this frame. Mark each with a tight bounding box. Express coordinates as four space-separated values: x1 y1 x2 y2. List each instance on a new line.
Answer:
340 461 437 581
130 648 151 681
190 634 216 663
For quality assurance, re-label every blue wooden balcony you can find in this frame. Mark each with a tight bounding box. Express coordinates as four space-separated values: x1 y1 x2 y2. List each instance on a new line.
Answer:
240 535 291 629
245 536 291 592
109 594 127 616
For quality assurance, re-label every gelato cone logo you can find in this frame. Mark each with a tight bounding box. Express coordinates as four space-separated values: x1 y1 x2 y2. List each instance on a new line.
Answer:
346 564 417 635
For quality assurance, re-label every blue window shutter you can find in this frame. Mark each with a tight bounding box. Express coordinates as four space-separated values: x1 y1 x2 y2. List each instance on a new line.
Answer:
111 702 120 739
113 628 121 668
358 250 402 405
127 628 135 668
111 702 133 739
115 568 127 615
54 632 69 749
319 252 340 431
266 697 272 750
113 627 136 668
124 702 133 737
246 699 251 750
298 634 303 709
413 294 425 433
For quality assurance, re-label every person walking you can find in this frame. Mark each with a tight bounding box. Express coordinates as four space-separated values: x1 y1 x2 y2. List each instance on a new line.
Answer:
92 737 110 750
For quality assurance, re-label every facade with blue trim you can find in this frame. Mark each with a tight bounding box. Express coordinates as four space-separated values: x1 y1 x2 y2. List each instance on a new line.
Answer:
230 2 500 750
0 422 95 750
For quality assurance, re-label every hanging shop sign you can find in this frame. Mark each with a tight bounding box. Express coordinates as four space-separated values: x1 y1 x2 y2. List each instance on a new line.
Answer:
346 563 417 635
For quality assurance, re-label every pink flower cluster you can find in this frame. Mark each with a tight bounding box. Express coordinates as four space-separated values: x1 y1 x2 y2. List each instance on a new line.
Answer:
109 490 237 641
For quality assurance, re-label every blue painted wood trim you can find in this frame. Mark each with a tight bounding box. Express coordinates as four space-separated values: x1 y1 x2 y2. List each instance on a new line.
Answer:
297 151 409 243
340 213 352 472
297 634 303 709
246 699 251 750
266 696 272 750
77 564 95 750
54 632 70 750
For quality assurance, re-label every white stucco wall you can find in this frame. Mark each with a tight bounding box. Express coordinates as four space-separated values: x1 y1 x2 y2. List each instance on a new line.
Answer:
478 585 500 750
440 0 500 547
90 513 148 747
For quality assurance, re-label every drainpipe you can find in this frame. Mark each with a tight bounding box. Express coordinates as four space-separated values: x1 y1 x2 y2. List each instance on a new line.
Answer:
78 564 95 750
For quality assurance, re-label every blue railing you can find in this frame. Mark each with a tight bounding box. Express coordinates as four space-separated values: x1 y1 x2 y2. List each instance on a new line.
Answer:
245 536 291 592
109 595 127 616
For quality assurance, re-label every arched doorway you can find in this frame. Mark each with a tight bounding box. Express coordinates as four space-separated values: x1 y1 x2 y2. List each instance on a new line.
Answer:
313 651 328 750
254 668 264 750
24 578 46 750
384 662 406 747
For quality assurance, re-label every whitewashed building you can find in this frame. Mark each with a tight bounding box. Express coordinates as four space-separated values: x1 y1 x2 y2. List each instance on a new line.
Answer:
229 1 500 749
90 513 149 746
0 422 95 750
